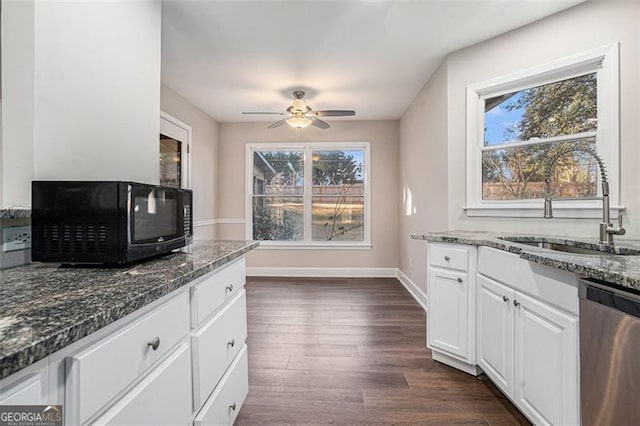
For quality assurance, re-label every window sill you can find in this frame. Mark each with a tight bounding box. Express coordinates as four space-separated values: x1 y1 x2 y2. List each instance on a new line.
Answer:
255 243 373 250
464 205 625 219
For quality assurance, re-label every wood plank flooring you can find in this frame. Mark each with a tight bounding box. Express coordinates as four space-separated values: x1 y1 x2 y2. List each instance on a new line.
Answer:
236 277 530 425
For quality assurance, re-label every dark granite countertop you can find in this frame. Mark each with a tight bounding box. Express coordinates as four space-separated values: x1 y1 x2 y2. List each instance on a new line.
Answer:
0 209 31 220
0 240 258 380
412 231 640 292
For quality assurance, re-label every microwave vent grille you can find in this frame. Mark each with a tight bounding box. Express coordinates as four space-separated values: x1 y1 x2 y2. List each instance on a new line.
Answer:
184 205 191 235
37 222 108 254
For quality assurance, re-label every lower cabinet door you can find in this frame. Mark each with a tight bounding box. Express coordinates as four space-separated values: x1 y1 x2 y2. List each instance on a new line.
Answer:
92 343 192 426
194 345 249 426
514 292 579 426
427 268 469 359
477 275 515 397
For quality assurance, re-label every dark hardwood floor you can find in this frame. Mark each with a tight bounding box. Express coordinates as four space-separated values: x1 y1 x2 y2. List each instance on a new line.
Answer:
236 277 530 425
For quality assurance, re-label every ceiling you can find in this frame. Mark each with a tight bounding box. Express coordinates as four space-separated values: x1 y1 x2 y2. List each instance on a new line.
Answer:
161 0 584 123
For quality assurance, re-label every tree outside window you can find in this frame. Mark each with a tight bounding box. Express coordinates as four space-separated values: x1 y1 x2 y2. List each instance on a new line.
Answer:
248 144 369 245
482 73 598 201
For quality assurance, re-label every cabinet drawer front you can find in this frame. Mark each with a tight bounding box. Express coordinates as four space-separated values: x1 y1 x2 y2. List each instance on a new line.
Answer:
191 257 246 327
194 345 249 426
92 344 192 426
66 292 190 425
0 374 43 405
192 290 247 408
429 244 469 272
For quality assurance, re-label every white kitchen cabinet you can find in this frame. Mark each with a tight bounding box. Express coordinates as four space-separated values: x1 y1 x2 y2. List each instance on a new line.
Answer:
477 274 514 396
427 242 479 375
92 343 192 426
514 292 578 426
194 345 249 426
477 272 579 426
0 371 46 405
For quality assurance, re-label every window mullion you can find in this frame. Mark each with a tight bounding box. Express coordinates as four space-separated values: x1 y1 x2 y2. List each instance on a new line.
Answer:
303 146 313 244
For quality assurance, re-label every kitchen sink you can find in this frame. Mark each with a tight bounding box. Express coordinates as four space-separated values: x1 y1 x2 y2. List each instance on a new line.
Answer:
496 236 640 256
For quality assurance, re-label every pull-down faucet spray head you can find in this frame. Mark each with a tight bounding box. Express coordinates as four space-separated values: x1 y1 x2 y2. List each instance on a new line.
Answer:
542 144 624 245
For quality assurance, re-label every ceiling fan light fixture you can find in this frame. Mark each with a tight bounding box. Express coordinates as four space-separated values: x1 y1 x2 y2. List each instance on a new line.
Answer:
287 116 312 128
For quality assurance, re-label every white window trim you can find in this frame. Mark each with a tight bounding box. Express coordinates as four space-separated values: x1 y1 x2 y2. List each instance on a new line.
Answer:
464 43 622 219
245 141 371 247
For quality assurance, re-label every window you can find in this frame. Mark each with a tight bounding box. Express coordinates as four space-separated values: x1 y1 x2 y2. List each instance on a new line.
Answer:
160 135 182 187
465 44 620 218
247 142 370 247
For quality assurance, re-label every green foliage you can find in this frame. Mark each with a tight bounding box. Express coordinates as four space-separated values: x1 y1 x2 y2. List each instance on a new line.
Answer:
483 73 598 199
312 151 362 186
252 203 297 241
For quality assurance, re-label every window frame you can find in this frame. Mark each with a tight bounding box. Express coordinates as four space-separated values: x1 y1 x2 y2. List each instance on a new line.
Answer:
465 43 621 218
245 141 371 248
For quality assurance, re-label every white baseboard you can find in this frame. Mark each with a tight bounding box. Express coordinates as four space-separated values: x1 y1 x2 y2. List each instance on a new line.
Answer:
246 267 397 278
396 269 427 312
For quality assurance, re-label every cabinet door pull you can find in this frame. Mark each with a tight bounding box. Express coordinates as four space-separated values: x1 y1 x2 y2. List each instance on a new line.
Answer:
502 295 509 303
457 277 463 283
225 284 234 293
437 274 464 283
227 339 235 348
147 337 160 351
229 402 237 411
444 256 450 261
513 300 520 307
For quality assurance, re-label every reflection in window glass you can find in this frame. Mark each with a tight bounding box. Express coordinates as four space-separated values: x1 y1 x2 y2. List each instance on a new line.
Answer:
482 139 598 200
160 135 181 187
252 197 303 241
311 150 365 241
484 73 597 146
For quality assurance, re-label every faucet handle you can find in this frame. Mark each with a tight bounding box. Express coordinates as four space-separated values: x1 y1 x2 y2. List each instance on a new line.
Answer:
616 211 626 235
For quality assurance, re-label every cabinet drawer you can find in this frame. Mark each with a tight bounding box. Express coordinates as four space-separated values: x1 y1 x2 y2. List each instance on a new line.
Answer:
191 258 246 327
0 373 44 405
429 244 469 272
192 289 247 408
92 344 192 426
66 292 190 425
194 345 249 426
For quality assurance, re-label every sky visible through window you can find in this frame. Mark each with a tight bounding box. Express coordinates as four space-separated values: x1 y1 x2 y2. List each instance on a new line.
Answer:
484 92 525 146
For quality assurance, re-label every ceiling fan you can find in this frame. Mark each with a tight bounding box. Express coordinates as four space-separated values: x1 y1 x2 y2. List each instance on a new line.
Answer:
243 91 355 129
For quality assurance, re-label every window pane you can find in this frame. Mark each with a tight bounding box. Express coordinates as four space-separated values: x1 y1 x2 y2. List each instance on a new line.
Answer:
160 135 181 188
482 139 597 200
484 73 597 146
253 151 303 195
312 196 364 242
252 197 303 241
312 150 364 195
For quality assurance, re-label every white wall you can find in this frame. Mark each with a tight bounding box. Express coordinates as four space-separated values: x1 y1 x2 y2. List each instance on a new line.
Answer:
1 0 162 208
1 0 35 208
397 0 640 298
161 84 220 240
218 120 399 273
398 62 449 294
446 1 640 238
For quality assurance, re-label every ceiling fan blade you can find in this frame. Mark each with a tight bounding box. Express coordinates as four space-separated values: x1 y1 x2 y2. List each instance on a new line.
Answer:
314 110 356 117
242 112 284 115
310 117 330 129
267 118 288 129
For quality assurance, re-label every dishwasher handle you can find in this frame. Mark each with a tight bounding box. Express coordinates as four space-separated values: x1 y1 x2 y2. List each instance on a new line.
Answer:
579 279 640 319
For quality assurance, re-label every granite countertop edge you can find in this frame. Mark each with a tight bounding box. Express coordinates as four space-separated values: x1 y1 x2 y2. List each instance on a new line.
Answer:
0 209 31 220
0 241 258 380
412 232 640 291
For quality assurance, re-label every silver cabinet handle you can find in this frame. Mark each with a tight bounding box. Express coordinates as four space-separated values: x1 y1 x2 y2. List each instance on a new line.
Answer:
225 284 234 293
502 295 509 303
444 256 450 261
437 274 464 283
227 339 235 348
229 402 237 411
513 300 520 307
147 337 160 351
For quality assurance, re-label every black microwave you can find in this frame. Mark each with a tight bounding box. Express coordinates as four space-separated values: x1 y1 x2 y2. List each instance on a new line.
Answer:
32 181 192 265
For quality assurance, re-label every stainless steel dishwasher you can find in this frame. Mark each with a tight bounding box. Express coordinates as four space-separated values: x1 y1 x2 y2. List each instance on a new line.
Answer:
579 278 640 425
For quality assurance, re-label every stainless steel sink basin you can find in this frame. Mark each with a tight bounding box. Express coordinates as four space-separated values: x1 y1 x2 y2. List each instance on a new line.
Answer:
496 236 640 256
